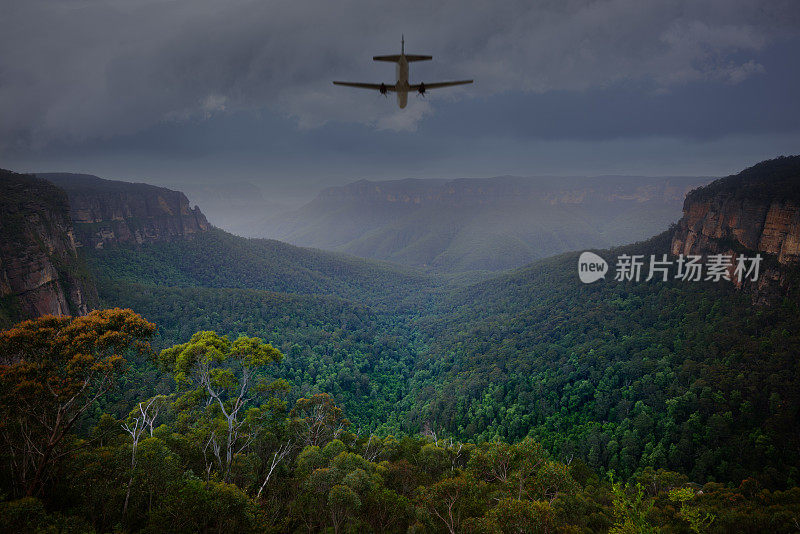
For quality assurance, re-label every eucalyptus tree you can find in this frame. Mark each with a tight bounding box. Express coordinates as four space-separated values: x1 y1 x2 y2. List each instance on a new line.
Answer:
159 331 283 482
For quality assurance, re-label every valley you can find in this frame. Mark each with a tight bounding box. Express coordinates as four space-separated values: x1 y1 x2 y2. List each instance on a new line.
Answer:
2 157 800 532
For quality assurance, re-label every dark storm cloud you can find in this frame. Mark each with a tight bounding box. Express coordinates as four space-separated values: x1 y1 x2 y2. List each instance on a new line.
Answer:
2 0 799 148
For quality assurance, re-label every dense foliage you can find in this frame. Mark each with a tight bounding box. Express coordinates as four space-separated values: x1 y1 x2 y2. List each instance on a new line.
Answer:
83 224 800 492
94 279 422 431
88 228 438 309
408 233 800 487
3 312 800 533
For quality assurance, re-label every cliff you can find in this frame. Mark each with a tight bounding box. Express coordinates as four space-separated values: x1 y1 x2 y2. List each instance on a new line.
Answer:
0 170 97 325
670 156 800 302
39 173 210 249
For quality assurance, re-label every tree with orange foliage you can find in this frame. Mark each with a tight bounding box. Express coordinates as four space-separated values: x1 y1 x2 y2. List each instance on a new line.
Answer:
0 308 155 497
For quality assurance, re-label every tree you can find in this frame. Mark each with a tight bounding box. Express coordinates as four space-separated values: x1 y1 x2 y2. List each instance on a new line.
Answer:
147 475 264 533
290 393 350 447
467 498 555 534
417 473 486 534
328 483 360 534
509 437 548 500
159 331 283 482
0 309 155 497
469 439 518 483
121 394 169 518
609 477 657 534
669 487 715 533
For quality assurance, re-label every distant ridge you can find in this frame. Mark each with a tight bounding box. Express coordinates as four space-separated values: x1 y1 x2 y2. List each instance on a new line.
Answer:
262 174 712 272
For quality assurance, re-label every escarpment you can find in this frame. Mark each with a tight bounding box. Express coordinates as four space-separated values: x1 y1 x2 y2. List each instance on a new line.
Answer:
39 173 210 249
670 156 800 303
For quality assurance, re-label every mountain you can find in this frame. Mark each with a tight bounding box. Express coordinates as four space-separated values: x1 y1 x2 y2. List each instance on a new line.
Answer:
0 170 97 326
36 172 440 306
16 172 441 426
262 175 710 272
77 216 441 428
38 173 210 249
4 159 799 534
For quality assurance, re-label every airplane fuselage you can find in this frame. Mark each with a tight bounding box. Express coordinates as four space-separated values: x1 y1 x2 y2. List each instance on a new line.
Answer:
396 56 410 108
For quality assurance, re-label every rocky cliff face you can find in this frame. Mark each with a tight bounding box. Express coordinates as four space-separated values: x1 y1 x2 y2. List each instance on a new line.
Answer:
0 170 97 325
671 197 800 264
39 173 210 249
670 156 800 302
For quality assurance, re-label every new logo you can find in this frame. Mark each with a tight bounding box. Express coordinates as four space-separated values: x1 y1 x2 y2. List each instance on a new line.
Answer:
578 251 608 283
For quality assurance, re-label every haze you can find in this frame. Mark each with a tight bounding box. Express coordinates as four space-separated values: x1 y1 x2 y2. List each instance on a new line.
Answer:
2 0 799 209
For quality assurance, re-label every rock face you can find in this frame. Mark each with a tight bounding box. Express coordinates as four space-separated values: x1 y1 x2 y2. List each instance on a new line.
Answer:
671 156 800 264
670 156 800 302
39 173 210 249
0 170 97 325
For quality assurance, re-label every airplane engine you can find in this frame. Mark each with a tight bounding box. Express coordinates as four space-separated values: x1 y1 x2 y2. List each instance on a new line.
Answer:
418 82 426 95
380 83 387 95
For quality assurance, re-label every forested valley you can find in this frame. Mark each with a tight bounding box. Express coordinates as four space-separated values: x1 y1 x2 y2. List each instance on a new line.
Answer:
2 158 800 532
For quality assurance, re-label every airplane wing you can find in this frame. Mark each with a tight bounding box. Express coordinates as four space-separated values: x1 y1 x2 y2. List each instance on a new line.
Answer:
333 81 396 92
373 54 431 62
410 80 473 91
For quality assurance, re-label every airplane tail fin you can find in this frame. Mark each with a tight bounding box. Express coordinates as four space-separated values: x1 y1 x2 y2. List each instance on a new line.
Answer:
373 37 432 62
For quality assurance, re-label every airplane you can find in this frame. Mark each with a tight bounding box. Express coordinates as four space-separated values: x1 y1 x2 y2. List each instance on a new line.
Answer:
333 36 473 109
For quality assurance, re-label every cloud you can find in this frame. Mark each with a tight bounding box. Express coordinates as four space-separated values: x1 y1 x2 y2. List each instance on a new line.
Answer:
0 0 798 147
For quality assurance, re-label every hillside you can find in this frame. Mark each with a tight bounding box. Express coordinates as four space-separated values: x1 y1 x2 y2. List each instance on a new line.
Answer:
86 227 440 310
406 234 800 485
261 175 710 272
404 157 800 486
82 227 440 429
31 172 440 309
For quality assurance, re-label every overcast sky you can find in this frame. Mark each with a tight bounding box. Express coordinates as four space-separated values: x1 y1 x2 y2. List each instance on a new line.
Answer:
2 0 799 200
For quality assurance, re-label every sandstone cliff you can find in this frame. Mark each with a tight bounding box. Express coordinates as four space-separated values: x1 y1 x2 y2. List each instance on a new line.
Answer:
670 156 800 302
39 173 210 249
0 170 97 326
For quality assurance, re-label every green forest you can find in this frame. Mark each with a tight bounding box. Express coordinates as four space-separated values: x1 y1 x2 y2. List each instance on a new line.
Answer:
3 310 800 533
2 159 800 532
